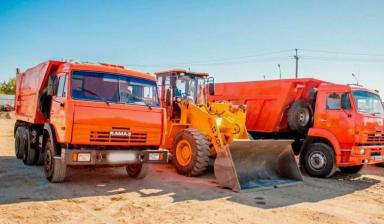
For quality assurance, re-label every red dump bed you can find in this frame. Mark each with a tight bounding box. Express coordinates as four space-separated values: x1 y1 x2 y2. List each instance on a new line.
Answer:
15 60 65 124
208 78 329 132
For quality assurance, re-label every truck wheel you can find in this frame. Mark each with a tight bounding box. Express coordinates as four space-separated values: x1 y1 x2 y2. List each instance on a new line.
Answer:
36 150 45 165
44 137 66 183
376 163 384 168
288 100 313 133
21 129 36 165
126 164 150 179
15 127 26 159
303 143 337 178
339 164 366 173
171 128 209 176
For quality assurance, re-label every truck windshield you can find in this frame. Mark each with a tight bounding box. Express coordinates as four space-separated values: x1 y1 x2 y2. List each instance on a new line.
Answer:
353 91 383 114
71 70 159 107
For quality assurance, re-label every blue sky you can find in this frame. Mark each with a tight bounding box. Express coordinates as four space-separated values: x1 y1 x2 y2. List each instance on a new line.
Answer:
1 0 383 94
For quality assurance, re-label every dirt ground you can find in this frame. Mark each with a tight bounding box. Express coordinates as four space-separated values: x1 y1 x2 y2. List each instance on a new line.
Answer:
1 112 384 224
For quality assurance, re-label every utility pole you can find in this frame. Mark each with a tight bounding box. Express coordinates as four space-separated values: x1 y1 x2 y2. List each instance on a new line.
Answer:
294 49 299 78
278 64 281 79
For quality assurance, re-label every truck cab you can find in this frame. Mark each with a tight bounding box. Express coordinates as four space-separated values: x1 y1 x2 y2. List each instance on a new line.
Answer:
15 61 168 182
307 84 384 172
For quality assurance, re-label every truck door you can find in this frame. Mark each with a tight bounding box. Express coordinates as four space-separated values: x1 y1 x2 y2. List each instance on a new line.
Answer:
50 74 68 142
315 91 355 148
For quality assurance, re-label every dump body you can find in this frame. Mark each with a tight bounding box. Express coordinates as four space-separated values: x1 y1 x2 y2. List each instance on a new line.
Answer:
208 78 328 132
208 78 384 177
14 61 168 182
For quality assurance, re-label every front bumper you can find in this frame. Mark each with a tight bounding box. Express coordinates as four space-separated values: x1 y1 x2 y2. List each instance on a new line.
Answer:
337 145 384 166
60 148 168 165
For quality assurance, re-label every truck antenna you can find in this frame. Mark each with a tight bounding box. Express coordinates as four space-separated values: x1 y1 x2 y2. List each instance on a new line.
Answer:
278 64 281 79
352 73 359 85
294 49 298 79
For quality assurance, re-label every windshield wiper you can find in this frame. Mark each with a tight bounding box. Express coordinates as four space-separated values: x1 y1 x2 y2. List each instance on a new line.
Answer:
77 87 110 106
122 91 152 110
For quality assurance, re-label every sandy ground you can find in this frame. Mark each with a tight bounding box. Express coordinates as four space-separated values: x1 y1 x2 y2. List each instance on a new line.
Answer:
0 112 384 224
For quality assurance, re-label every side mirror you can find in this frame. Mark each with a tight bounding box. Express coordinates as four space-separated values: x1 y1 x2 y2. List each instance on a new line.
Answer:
171 76 177 89
207 77 215 96
341 93 350 110
47 75 58 96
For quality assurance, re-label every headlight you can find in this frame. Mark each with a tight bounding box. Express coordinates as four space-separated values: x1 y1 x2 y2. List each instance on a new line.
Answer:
355 149 365 155
149 153 163 161
78 153 91 162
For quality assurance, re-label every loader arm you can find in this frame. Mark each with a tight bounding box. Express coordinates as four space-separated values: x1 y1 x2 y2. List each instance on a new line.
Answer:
175 101 249 156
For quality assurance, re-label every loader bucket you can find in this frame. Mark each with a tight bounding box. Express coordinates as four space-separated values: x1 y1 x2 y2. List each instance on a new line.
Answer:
214 140 303 192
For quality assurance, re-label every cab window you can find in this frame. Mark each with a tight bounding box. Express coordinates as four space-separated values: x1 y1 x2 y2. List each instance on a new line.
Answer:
57 75 67 97
326 93 351 110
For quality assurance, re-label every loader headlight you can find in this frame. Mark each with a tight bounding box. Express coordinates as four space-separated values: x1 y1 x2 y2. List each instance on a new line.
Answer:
175 97 182 103
355 148 365 155
149 153 163 161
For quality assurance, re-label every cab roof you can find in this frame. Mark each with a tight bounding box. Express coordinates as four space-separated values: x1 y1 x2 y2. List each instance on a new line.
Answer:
58 61 156 81
155 69 209 76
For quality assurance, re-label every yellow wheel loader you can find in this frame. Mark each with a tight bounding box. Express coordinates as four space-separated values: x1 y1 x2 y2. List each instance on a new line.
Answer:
155 70 302 192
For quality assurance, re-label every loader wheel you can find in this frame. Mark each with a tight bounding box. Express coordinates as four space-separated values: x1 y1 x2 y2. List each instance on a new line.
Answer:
15 127 26 159
288 100 313 133
339 164 366 173
21 129 36 165
126 164 150 179
303 143 337 178
172 129 209 176
44 137 66 183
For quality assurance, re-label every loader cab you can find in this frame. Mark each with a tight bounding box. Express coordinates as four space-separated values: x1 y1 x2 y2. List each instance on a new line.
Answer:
155 69 209 107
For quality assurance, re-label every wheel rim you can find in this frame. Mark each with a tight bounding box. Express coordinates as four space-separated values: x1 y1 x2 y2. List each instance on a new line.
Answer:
299 108 310 126
175 139 192 166
309 151 327 170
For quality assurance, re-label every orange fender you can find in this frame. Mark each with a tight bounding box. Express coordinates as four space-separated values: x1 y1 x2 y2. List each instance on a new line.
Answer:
307 128 341 156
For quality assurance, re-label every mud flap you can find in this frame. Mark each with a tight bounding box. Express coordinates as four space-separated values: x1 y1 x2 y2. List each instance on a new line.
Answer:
214 140 303 192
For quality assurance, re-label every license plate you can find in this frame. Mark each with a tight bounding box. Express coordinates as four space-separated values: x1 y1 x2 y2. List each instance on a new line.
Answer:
371 155 383 161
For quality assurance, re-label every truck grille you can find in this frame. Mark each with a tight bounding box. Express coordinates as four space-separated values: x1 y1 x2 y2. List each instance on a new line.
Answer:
90 127 147 143
363 131 384 143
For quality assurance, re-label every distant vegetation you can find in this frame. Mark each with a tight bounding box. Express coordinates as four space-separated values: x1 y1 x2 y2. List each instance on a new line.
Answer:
0 78 16 95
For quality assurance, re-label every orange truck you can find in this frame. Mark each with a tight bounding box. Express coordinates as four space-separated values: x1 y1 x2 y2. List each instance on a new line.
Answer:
208 78 384 178
14 60 168 182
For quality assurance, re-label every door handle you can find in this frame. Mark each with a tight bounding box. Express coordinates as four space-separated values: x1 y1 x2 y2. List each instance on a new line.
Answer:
321 119 328 122
50 111 54 114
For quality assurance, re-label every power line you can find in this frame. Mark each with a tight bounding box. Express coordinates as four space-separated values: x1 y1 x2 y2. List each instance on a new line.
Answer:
123 49 293 67
124 56 292 67
299 49 384 57
301 56 384 62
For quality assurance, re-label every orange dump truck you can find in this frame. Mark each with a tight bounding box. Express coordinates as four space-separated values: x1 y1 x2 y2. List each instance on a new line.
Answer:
208 78 384 177
14 61 168 182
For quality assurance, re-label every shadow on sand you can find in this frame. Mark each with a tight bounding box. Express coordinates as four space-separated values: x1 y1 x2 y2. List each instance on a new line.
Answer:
0 155 381 209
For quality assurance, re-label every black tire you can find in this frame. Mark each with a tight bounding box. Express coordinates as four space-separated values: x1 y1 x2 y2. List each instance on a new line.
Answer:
248 132 254 140
288 100 313 133
21 129 36 165
171 128 209 176
126 164 150 179
376 163 384 168
38 87 52 119
15 127 26 159
339 164 366 173
44 137 66 183
36 150 45 165
303 143 337 178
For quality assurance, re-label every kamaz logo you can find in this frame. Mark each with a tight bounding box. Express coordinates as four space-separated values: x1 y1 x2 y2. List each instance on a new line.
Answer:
110 131 132 136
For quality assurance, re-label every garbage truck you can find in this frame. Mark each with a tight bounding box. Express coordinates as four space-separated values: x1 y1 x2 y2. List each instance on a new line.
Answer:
14 60 168 182
155 70 303 192
208 78 384 178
